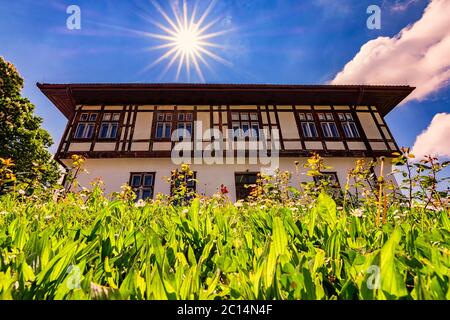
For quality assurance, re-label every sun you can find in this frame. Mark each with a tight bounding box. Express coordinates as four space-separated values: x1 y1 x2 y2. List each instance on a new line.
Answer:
145 0 232 82
175 29 200 54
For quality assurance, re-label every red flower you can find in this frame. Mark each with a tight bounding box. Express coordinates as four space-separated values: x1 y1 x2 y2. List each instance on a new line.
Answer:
220 184 229 194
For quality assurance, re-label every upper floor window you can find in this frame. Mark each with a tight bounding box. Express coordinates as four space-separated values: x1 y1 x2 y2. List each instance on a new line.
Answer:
176 113 193 141
231 112 260 139
155 113 172 139
74 113 97 139
154 112 193 140
339 113 360 138
99 113 120 139
318 113 339 138
130 172 155 200
299 113 318 138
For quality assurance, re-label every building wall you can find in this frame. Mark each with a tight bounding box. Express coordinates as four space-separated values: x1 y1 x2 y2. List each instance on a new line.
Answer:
57 104 398 156
57 104 399 200
61 157 395 202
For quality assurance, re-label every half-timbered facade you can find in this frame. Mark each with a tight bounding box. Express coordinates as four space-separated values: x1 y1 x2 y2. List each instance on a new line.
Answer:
38 83 414 202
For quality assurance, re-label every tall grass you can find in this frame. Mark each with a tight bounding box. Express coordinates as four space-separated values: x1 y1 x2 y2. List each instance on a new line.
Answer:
0 190 449 300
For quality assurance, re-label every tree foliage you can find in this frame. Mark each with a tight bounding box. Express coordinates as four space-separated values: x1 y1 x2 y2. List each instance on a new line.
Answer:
0 57 60 191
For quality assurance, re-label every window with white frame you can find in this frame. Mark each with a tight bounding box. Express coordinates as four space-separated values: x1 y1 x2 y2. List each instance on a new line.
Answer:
231 112 260 139
176 113 193 140
318 113 339 138
155 113 172 139
74 113 98 139
98 113 120 139
299 113 318 138
338 113 360 138
130 172 155 200
154 112 193 140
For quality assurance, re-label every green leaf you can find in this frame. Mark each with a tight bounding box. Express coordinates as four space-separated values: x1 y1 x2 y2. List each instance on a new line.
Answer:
316 192 337 228
379 228 408 299
149 266 168 300
272 217 288 257
312 249 325 274
190 198 200 234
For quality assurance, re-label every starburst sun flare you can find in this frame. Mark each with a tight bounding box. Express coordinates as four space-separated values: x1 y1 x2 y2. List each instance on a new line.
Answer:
146 0 232 82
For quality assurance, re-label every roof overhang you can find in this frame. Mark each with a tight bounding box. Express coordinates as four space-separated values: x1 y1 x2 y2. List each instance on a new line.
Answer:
37 83 415 119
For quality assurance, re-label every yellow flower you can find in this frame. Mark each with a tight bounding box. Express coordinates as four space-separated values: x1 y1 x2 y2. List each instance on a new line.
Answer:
71 154 85 167
0 158 14 167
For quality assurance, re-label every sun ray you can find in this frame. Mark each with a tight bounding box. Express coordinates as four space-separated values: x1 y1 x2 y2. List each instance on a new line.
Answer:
190 51 205 82
145 0 231 82
176 51 186 81
185 48 191 81
193 49 219 79
93 21 177 41
196 46 232 67
170 1 184 33
148 20 179 38
144 42 178 52
197 29 234 41
195 16 221 35
150 0 181 34
183 0 188 32
193 49 212 72
158 49 184 81
196 41 225 49
189 0 199 30
144 45 180 72
194 0 217 32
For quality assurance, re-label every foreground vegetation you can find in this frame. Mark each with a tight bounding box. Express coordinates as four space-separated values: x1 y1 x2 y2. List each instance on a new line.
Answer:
0 152 449 300
0 190 449 300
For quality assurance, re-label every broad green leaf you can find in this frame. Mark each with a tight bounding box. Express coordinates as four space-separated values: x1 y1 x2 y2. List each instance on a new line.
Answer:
317 192 337 228
379 228 408 299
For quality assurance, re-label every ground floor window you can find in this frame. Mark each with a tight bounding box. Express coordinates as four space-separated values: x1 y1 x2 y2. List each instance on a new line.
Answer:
235 173 259 200
313 172 340 189
170 171 197 196
129 172 155 200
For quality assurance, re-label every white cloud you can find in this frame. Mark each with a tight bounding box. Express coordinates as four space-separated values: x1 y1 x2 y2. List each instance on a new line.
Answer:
412 113 450 159
331 0 450 103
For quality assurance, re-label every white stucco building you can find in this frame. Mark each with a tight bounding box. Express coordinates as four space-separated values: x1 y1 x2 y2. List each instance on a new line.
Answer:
38 83 414 202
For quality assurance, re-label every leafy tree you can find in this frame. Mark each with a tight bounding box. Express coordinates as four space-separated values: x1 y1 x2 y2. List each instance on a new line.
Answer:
0 56 60 192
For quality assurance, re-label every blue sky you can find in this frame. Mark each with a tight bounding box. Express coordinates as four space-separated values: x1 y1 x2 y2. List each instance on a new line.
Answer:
0 0 448 182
